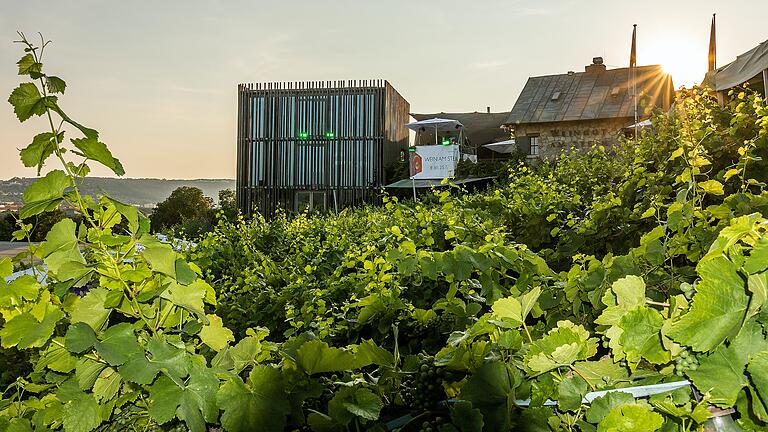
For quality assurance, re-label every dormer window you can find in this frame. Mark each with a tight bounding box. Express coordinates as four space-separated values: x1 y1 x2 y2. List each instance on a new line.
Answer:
610 87 621 97
551 91 561 101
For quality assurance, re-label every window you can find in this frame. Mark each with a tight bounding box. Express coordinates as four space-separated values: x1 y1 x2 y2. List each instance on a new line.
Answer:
529 135 540 157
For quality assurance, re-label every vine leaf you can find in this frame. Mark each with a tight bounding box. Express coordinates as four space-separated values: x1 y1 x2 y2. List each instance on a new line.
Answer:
17 53 42 76
525 321 598 374
688 342 748 407
328 387 383 424
618 307 669 366
57 381 102 432
94 323 143 366
296 339 361 375
586 392 635 423
71 137 125 176
20 169 70 219
748 351 768 410
70 288 111 331
148 366 219 432
668 256 748 352
65 322 98 353
20 132 61 175
459 361 517 431
0 309 64 349
198 314 234 352
8 82 54 122
217 366 289 432
596 402 663 432
46 76 66 94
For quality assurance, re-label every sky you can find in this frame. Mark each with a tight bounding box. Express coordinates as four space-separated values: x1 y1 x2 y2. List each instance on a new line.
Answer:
1 0 767 180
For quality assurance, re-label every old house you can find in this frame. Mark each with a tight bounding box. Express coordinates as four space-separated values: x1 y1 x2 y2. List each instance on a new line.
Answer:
236 80 410 217
504 57 675 160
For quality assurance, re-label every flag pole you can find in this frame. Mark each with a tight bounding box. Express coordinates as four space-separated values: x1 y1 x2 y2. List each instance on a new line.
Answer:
632 24 638 141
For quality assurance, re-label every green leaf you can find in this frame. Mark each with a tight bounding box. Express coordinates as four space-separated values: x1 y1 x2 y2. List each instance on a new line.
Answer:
92 366 121 402
70 137 125 176
668 257 749 352
0 275 40 309
296 339 364 374
147 335 191 380
175 259 198 285
572 358 630 389
37 338 77 372
335 388 383 421
596 276 646 326
76 358 106 390
161 279 206 317
60 385 102 432
143 242 177 277
586 392 635 423
217 366 289 432
449 401 484 432
46 103 98 139
747 273 767 319
148 376 183 425
70 287 111 331
687 344 748 406
94 323 143 366
198 314 234 352
0 309 64 349
46 76 67 94
459 361 516 431
65 322 98 353
525 321 598 374
618 307 669 365
20 169 70 218
492 286 542 325
20 132 61 175
748 351 768 410
744 238 768 274
119 352 159 384
8 83 53 122
148 365 219 432
699 179 724 195
17 53 42 76
558 376 588 411
596 402 663 432
6 418 33 432
0 257 11 278
355 339 394 367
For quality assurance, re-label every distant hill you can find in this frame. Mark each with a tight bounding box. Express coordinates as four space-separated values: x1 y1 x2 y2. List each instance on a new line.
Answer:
0 177 235 207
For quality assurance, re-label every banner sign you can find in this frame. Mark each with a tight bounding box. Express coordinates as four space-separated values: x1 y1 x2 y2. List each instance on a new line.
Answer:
409 145 459 179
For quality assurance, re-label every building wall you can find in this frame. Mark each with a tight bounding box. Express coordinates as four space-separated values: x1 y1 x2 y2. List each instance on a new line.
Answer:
236 80 409 217
514 117 632 159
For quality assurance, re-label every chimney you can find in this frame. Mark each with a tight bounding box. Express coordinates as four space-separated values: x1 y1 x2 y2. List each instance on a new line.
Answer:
487 106 491 113
585 57 607 73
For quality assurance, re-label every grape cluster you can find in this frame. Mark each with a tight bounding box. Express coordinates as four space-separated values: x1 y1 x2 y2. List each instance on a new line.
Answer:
403 357 446 412
679 282 695 299
417 416 448 432
674 350 699 376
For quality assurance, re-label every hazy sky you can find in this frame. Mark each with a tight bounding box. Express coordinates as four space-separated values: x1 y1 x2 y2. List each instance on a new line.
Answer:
2 0 767 180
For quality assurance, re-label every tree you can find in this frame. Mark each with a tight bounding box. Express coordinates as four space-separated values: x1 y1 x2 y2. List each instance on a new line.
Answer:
217 189 238 221
150 186 213 233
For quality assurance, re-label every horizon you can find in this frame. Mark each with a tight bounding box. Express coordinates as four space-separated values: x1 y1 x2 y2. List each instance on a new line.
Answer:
2 0 768 180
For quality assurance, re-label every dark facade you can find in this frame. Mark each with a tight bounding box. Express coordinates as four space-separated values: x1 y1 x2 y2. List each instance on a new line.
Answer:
236 80 410 217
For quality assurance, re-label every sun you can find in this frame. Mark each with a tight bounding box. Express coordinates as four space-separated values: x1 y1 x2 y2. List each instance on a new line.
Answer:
643 37 706 89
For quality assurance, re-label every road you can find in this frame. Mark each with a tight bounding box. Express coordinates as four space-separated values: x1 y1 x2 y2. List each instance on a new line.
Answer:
0 241 32 259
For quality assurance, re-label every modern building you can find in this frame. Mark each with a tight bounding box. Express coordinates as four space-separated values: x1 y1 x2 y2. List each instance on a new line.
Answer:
236 80 410 216
504 57 675 160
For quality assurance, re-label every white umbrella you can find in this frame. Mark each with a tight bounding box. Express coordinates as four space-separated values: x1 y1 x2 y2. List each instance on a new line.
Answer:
483 139 518 154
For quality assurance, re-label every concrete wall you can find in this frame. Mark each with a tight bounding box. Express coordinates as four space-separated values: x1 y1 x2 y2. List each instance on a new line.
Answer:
514 117 632 159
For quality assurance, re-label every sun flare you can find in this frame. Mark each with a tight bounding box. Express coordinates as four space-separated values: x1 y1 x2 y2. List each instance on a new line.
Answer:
643 37 705 89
